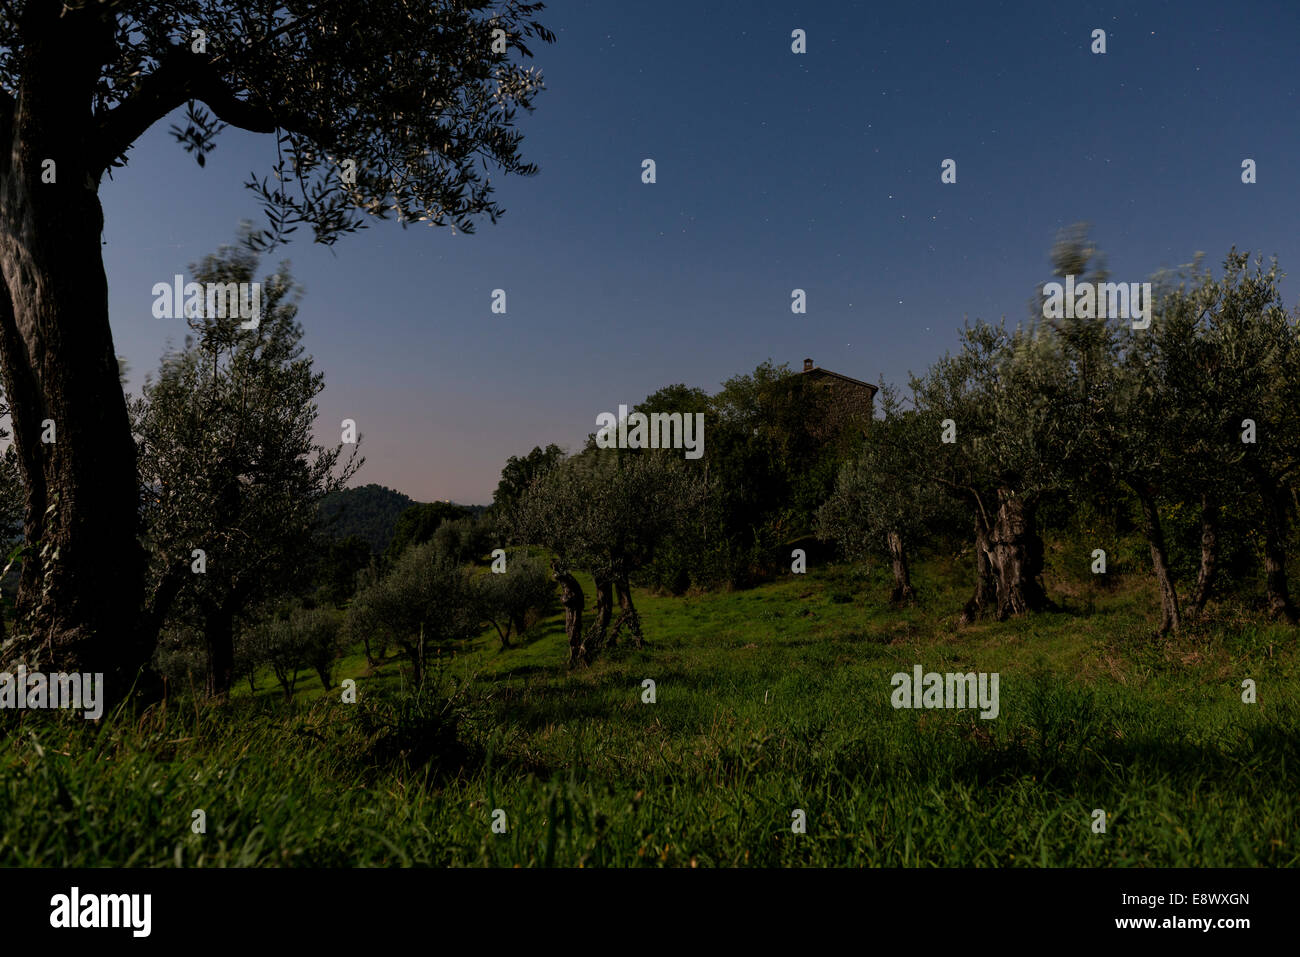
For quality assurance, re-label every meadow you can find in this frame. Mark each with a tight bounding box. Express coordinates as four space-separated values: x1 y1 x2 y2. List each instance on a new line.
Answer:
1 552 1296 867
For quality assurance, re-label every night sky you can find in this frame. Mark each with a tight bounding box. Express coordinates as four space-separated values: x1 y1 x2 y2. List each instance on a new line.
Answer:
99 0 1300 503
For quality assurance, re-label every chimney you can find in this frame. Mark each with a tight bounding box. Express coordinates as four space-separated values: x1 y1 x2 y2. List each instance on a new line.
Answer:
803 358 814 372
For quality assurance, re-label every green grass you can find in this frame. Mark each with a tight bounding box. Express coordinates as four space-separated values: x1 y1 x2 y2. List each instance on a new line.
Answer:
2 558 1297 866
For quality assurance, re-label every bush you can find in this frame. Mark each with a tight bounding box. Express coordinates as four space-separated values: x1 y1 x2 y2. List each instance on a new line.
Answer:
343 682 475 780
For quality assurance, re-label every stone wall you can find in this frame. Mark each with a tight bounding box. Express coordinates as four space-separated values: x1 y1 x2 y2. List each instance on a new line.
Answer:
802 369 876 442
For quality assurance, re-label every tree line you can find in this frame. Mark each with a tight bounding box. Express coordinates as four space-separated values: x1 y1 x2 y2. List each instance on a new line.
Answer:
5 226 1295 701
819 228 1300 635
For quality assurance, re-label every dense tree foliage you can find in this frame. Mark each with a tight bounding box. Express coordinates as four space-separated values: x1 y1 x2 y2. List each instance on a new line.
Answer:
817 225 1300 637
491 443 565 517
610 367 865 592
312 535 374 607
240 602 346 697
318 485 418 555
385 501 475 564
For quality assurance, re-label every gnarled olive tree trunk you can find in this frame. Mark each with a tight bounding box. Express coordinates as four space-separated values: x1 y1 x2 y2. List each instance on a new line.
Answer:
203 603 237 701
886 530 916 605
553 569 586 667
588 574 613 653
1190 492 1219 615
960 510 997 624
610 575 644 648
1134 488 1181 635
1258 478 1298 624
989 490 1048 619
0 28 147 691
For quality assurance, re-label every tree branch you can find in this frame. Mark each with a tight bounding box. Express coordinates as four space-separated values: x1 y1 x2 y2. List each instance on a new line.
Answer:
205 0 353 74
95 45 333 172
138 559 189 646
191 71 278 133
94 45 197 169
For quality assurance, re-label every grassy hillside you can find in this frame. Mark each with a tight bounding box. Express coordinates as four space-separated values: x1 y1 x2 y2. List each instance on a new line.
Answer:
1 556 1296 866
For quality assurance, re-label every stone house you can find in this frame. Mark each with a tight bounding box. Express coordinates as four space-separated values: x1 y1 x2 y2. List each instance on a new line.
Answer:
796 357 877 441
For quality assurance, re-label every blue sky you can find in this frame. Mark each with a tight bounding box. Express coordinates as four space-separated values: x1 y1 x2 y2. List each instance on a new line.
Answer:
100 0 1300 504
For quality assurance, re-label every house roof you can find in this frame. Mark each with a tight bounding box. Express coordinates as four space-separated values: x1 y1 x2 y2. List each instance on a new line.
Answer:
800 365 879 393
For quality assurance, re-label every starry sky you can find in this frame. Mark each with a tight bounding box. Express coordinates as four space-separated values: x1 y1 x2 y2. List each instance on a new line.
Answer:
99 0 1300 504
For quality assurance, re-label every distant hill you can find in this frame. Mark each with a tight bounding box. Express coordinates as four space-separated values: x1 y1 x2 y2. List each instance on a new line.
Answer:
318 484 416 555
317 484 488 555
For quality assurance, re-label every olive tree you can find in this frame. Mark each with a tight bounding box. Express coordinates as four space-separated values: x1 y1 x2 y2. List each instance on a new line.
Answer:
817 383 951 604
344 541 476 686
0 0 552 692
130 244 357 698
242 602 345 697
515 447 705 660
473 550 553 648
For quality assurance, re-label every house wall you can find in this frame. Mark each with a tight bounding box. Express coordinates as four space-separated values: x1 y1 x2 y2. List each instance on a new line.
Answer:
804 370 876 441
